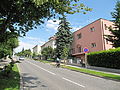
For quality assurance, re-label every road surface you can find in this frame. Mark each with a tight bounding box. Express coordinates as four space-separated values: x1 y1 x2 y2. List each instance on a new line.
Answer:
18 59 120 90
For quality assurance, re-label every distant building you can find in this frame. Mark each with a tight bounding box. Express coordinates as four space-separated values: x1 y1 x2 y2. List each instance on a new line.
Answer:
32 45 41 55
71 18 114 64
41 36 56 51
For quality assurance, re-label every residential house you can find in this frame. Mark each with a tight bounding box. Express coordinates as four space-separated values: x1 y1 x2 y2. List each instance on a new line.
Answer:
71 18 114 64
41 36 56 51
32 45 41 55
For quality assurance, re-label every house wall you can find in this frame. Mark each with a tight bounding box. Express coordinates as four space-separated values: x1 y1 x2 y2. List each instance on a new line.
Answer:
33 45 41 55
41 36 56 51
101 19 114 50
71 18 114 64
72 19 104 54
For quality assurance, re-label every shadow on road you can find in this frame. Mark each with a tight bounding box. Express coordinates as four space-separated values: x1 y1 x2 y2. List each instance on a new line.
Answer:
22 73 47 90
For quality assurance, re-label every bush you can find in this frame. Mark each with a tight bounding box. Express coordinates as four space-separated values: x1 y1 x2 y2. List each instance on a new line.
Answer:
47 58 54 61
87 48 120 69
1 61 15 77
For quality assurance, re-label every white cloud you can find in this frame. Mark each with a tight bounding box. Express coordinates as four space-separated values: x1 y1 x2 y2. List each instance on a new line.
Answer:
46 19 60 31
25 37 39 40
71 26 82 32
14 37 46 53
14 41 35 53
47 19 60 25
25 36 45 44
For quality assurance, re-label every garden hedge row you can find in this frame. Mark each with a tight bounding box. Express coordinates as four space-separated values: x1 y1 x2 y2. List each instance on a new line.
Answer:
87 48 120 69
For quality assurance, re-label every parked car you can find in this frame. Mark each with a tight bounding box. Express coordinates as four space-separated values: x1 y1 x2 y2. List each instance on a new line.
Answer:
33 57 39 60
19 56 24 60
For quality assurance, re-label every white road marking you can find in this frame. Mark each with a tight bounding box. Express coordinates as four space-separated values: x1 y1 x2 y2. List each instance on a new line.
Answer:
26 61 56 75
62 77 85 88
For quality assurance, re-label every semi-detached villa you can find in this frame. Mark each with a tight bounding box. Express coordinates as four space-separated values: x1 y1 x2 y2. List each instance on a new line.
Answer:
71 18 114 64
32 36 56 56
33 18 114 65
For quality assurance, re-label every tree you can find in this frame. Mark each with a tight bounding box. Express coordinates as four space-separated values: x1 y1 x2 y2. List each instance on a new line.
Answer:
41 46 54 60
0 37 19 59
23 49 32 57
0 0 92 42
16 49 32 57
106 1 120 48
7 37 19 55
0 44 12 59
55 15 73 60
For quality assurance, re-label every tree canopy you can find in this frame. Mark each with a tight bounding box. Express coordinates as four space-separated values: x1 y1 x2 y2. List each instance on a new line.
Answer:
55 15 73 59
106 1 120 48
16 49 32 57
0 0 92 42
41 46 54 60
0 37 19 59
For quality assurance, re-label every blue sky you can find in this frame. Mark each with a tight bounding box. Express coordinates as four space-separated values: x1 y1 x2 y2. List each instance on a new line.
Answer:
15 0 117 52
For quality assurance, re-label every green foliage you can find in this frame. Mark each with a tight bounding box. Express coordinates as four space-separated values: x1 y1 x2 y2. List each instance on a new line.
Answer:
61 46 69 60
41 46 54 60
0 0 92 42
0 37 19 59
87 48 120 69
16 49 32 57
0 64 20 90
106 1 120 47
32 52 37 57
55 15 73 59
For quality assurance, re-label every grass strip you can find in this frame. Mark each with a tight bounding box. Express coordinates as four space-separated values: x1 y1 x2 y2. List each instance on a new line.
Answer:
0 64 20 90
38 60 52 63
63 66 120 81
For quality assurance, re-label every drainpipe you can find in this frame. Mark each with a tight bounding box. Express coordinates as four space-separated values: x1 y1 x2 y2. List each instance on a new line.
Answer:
101 20 106 50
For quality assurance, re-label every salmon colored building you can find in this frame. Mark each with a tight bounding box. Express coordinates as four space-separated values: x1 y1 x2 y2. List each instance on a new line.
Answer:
71 18 114 64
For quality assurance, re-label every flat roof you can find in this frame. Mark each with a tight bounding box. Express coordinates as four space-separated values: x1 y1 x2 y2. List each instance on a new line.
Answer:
73 18 113 34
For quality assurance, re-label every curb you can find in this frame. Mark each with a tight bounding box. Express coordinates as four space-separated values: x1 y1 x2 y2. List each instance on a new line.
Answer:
16 63 24 90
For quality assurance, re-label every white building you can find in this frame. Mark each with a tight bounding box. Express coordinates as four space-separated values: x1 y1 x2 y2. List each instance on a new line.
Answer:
41 36 56 51
32 45 41 55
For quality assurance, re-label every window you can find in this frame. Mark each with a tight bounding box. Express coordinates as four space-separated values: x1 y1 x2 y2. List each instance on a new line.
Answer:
91 43 96 48
90 27 95 32
79 46 82 52
77 33 82 39
72 48 75 54
104 24 107 30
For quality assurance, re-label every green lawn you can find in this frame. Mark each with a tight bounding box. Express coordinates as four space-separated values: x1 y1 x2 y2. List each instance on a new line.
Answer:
38 60 52 63
62 66 120 81
0 64 20 90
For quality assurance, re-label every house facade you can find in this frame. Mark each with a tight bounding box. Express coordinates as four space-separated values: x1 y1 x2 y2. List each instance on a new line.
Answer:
71 18 114 64
32 45 41 55
41 36 56 51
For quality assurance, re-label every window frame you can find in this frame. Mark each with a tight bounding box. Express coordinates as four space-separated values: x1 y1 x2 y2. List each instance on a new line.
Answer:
91 43 96 48
90 27 95 32
77 33 82 39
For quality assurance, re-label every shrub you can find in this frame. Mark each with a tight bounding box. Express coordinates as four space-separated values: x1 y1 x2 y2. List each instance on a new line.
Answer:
1 61 15 77
87 48 120 69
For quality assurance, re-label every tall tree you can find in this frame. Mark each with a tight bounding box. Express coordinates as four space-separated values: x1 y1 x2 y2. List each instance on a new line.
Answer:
55 15 73 60
106 1 120 47
0 0 92 42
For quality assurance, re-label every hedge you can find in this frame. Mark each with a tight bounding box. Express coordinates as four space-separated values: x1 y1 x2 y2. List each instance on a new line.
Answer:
87 48 120 69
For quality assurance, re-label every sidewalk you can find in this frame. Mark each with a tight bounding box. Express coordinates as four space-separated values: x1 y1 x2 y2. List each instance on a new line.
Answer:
66 64 120 76
50 62 120 75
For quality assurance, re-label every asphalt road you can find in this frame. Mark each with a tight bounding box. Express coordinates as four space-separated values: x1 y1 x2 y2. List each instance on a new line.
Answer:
18 59 120 90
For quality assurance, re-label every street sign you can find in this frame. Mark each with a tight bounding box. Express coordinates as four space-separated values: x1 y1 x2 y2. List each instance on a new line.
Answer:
83 47 89 53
